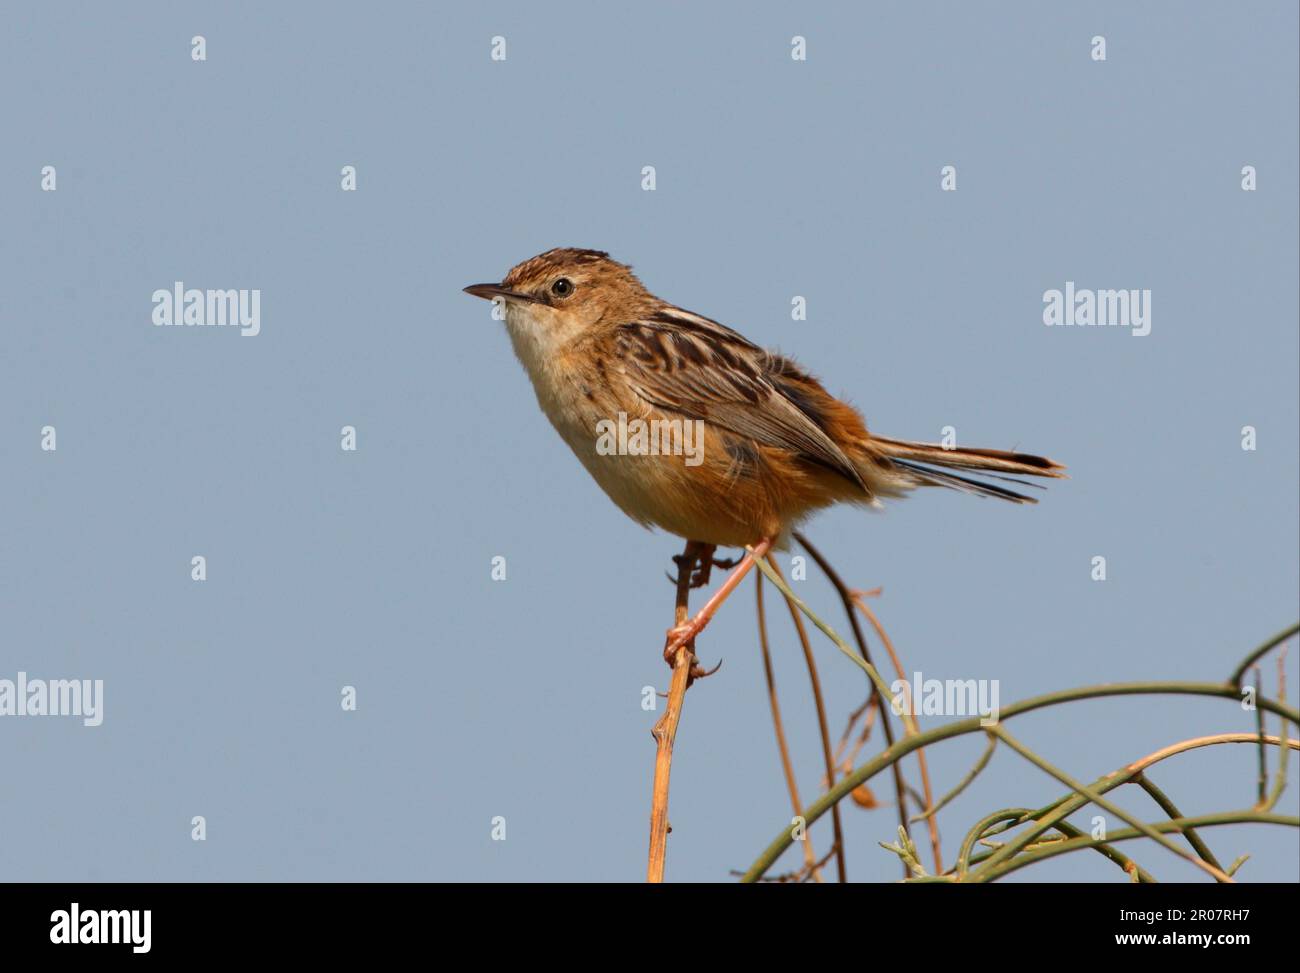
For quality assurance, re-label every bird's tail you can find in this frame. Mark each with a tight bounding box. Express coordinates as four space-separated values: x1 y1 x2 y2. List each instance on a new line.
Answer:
865 435 1066 504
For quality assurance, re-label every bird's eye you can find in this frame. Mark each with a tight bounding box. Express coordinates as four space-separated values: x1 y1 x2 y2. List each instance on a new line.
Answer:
550 278 574 297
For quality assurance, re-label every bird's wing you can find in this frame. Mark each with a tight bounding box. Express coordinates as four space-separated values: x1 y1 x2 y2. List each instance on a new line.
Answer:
609 307 867 490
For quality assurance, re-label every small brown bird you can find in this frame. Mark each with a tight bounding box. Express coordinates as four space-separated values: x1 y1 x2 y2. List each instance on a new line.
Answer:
466 247 1065 560
467 248 1065 653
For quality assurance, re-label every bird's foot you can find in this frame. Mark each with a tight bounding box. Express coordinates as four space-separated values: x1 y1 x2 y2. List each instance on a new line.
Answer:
661 622 723 682
668 545 735 589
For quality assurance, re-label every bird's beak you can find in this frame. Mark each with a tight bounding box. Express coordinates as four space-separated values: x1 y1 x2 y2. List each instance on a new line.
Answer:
463 282 537 304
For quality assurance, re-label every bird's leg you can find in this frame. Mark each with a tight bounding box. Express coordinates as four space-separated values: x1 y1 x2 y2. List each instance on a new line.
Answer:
663 541 705 676
687 550 741 589
663 550 739 588
664 537 775 674
687 544 717 588
671 543 712 590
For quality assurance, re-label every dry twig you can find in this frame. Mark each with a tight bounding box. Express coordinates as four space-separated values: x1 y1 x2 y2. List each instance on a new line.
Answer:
755 572 824 881
647 538 771 882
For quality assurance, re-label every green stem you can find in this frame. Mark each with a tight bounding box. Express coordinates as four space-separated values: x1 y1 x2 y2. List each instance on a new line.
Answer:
1254 669 1268 806
971 813 1297 883
747 550 895 702
1135 774 1222 870
946 814 1155 883
1261 652 1292 812
956 809 1028 879
1229 622 1299 688
966 733 1294 881
1029 818 1156 882
912 735 997 824
740 687 1298 882
1261 714 1292 813
791 533 916 874
988 726 1231 882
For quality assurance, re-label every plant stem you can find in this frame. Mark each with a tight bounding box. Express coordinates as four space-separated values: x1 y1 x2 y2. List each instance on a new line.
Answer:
792 533 923 872
968 732 1297 881
914 735 997 824
988 725 1234 882
971 813 1297 882
740 684 1298 882
1229 622 1299 689
647 540 704 883
1135 773 1222 871
649 538 772 882
767 554 847 882
754 571 823 881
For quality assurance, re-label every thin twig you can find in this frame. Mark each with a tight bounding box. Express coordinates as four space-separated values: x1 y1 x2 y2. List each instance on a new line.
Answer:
956 809 1028 879
966 813 1296 882
767 554 847 883
1253 665 1268 806
1261 647 1291 812
954 814 1157 883
648 538 772 883
734 842 840 883
968 731 1299 883
836 696 880 773
849 589 943 874
661 539 773 661
754 571 823 881
833 696 876 768
647 540 703 883
742 679 1299 881
912 735 997 824
747 554 894 697
793 533 923 872
987 724 1236 882
1134 773 1223 871
1229 622 1299 688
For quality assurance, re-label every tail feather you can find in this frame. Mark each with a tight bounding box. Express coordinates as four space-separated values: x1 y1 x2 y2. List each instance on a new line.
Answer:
868 436 1066 505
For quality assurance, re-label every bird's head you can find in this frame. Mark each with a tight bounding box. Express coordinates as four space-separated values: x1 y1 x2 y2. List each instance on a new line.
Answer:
465 248 653 341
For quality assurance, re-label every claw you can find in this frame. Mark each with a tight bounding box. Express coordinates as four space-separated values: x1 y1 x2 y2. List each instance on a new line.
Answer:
688 554 738 589
658 539 773 691
689 657 724 682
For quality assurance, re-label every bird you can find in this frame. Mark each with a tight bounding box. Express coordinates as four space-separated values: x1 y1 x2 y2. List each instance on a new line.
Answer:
465 248 1064 651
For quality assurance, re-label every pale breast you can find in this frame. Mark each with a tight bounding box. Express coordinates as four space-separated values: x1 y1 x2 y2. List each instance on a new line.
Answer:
503 307 783 546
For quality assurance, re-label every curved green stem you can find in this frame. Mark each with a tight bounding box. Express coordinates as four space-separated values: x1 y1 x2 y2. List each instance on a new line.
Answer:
1031 817 1156 882
747 549 894 700
1135 774 1222 871
970 813 1297 882
956 809 1028 880
967 733 1295 881
988 725 1232 882
945 813 1155 883
1230 622 1299 689
913 735 996 824
740 687 1298 882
